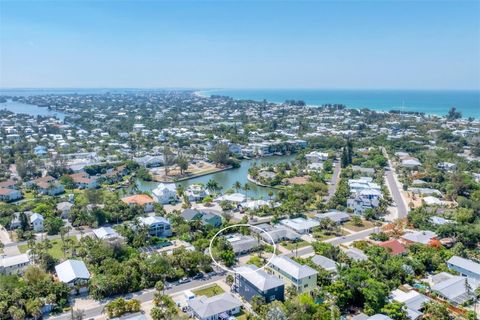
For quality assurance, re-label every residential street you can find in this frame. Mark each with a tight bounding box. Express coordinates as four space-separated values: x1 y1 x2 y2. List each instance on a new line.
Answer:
47 274 227 320
382 147 409 220
325 160 341 201
325 227 381 246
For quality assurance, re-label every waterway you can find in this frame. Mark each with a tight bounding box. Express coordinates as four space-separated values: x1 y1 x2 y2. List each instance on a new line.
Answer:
0 100 66 120
135 154 297 199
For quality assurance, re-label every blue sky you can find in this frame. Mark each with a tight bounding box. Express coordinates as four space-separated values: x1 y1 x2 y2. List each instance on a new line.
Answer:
0 0 479 89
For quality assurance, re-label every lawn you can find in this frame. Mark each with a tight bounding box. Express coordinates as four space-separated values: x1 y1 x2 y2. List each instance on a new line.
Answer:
18 236 77 259
192 284 224 297
236 311 250 320
281 240 311 250
343 220 375 232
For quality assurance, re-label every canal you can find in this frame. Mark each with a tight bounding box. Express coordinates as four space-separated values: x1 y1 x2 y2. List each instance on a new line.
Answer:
0 100 66 120
136 154 297 199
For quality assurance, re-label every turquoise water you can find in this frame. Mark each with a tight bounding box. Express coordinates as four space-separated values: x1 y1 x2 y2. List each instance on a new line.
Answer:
199 89 480 118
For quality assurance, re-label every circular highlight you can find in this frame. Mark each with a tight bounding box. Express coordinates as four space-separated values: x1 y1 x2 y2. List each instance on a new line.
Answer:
208 223 277 275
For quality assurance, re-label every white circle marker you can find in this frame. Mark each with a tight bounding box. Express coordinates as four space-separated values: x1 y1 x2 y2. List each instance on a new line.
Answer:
208 223 277 275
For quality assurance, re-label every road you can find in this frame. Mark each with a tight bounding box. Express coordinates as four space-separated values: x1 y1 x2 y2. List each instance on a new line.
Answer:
325 160 341 201
325 227 380 246
48 274 226 320
382 147 409 219
2 226 91 249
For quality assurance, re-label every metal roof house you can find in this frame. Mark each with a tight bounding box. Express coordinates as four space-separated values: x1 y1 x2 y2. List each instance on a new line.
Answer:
315 211 350 224
92 226 124 242
447 256 480 282
279 218 320 234
188 293 242 320
226 234 260 255
233 265 284 303
344 247 368 261
138 216 172 238
55 259 90 293
267 255 318 293
430 272 479 305
390 289 431 319
401 230 437 245
0 253 30 275
311 255 337 273
252 223 300 243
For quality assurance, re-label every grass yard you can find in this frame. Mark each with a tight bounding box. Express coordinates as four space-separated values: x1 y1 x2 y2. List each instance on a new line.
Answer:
343 220 375 232
18 236 77 259
281 240 311 250
192 284 225 297
236 311 250 320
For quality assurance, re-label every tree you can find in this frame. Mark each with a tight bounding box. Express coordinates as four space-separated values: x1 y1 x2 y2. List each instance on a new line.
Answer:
209 143 230 167
446 107 462 121
422 301 450 320
163 146 175 176
351 215 363 227
234 181 242 192
176 155 189 175
381 302 409 320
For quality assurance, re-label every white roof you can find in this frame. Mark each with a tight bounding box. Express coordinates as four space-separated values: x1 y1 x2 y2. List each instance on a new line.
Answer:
1 253 30 268
269 255 317 279
311 255 337 272
401 230 437 244
216 193 246 203
29 213 44 223
188 293 242 318
447 256 480 276
92 226 120 239
280 218 319 232
138 216 170 226
55 259 90 283
152 183 176 194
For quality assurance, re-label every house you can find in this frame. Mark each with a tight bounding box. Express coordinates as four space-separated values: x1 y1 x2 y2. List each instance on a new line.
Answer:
152 183 178 204
57 201 73 219
226 234 260 255
446 256 480 282
33 176 65 196
430 216 452 225
267 255 318 293
0 254 30 274
423 196 444 206
181 209 222 227
121 194 155 212
9 212 22 229
134 155 164 167
0 180 18 189
33 145 48 156
215 193 246 204
30 213 44 232
430 272 478 305
315 211 350 224
305 151 329 162
234 264 285 303
185 184 209 202
390 288 430 320
0 188 22 202
352 314 394 320
55 259 90 293
241 199 272 211
279 218 320 234
69 172 98 189
311 255 337 273
92 226 124 242
252 223 300 243
378 239 406 256
437 162 457 171
344 247 368 261
138 216 172 238
401 230 437 245
188 293 242 320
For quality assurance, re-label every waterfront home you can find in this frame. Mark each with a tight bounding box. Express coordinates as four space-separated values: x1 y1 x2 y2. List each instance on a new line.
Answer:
138 216 172 238
279 217 320 234
267 255 318 293
234 264 285 303
252 223 300 243
55 259 90 294
390 288 430 320
401 230 437 245
69 172 98 189
121 194 155 212
92 226 124 243
0 254 31 275
430 272 478 305
30 213 44 232
134 155 164 167
446 256 480 282
152 183 178 204
226 234 260 255
32 176 64 196
305 151 329 162
181 209 222 227
188 293 242 320
56 201 73 219
241 199 272 211
0 188 22 202
315 211 350 224
378 239 406 256
185 184 209 202
311 255 337 273
216 192 246 204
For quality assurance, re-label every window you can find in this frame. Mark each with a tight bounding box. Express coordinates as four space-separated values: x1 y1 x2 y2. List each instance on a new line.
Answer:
304 284 308 288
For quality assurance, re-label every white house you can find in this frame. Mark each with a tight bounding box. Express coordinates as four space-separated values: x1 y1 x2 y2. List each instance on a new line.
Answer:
57 201 74 219
55 259 91 293
138 216 172 237
305 151 329 162
0 254 31 274
185 184 209 202
188 293 242 320
447 256 480 282
30 213 44 232
92 226 124 242
152 183 178 204
280 218 320 234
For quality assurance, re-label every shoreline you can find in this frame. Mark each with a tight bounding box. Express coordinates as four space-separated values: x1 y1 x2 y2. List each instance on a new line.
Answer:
152 165 233 183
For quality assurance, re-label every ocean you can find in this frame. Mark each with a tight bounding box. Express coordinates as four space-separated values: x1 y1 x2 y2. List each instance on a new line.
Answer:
198 89 480 119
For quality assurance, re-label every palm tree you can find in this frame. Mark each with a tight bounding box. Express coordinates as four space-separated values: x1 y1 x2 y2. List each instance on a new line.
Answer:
243 183 251 199
234 181 242 192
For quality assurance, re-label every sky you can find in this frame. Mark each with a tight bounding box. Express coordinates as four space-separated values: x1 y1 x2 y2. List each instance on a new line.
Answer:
0 0 479 90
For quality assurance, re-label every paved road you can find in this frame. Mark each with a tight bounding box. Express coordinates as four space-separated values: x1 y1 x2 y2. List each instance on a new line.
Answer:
382 147 409 219
325 160 341 201
3 227 92 250
48 274 226 320
325 227 380 246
